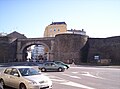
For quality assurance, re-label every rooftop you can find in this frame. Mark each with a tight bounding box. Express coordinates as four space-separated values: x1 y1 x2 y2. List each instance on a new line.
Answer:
50 22 67 25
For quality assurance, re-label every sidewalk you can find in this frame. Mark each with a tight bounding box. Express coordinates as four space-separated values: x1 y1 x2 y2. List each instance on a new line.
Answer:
69 64 120 69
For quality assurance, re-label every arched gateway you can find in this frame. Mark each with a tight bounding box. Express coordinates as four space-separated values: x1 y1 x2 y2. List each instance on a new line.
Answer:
16 37 55 61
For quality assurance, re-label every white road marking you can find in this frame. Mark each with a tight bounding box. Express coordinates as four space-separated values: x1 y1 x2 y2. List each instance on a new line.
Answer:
61 81 96 89
72 72 79 74
51 79 66 82
81 72 103 79
63 74 81 79
70 66 120 70
46 73 95 89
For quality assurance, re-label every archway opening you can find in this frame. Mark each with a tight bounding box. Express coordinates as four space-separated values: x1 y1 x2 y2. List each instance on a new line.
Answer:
22 44 50 62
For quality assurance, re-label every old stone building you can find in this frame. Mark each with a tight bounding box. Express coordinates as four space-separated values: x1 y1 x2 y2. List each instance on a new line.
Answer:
0 36 17 62
0 31 26 62
0 31 120 65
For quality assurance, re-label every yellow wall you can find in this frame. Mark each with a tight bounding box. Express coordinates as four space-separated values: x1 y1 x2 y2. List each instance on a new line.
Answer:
44 23 67 37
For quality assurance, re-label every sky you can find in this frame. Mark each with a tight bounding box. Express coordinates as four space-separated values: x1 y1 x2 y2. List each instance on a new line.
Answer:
0 0 120 38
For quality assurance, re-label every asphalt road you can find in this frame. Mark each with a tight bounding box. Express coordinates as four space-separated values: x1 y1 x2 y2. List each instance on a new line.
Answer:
0 65 120 89
44 66 120 89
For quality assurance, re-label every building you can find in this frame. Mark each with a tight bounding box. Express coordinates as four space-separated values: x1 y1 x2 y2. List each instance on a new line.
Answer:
44 22 67 37
0 31 26 62
67 29 86 35
0 31 120 65
44 22 86 37
0 32 7 37
31 45 45 60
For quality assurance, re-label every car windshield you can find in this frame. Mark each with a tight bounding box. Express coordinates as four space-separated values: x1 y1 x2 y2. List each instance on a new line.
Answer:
19 68 40 76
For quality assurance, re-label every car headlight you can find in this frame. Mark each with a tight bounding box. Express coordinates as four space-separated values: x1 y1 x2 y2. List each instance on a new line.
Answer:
28 80 37 84
39 80 48 84
64 66 67 69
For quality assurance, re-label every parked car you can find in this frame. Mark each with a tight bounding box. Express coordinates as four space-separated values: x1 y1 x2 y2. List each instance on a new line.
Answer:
38 61 67 72
0 66 52 89
54 61 70 69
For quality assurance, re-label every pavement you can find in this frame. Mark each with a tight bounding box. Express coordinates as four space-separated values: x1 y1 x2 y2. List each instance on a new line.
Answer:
0 62 120 69
67 63 120 69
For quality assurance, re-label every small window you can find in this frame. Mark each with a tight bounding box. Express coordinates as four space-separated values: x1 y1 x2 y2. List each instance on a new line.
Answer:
54 28 56 32
4 68 12 74
58 29 60 31
50 29 52 32
10 68 19 76
45 63 50 66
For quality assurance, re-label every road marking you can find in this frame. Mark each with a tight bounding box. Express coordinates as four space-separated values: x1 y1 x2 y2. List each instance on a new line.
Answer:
46 73 95 89
81 72 103 79
70 66 120 70
63 74 81 79
72 72 79 74
51 78 67 82
61 81 96 89
49 75 95 89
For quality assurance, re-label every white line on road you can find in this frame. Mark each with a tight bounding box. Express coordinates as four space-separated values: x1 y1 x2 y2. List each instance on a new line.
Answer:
70 66 120 70
46 73 95 89
72 72 79 74
63 74 81 79
60 81 96 89
81 72 103 79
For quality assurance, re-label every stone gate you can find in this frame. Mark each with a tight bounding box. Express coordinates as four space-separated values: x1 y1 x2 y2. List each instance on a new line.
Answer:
16 37 55 61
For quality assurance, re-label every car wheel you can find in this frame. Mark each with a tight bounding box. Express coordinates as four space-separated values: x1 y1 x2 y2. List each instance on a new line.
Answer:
19 83 26 89
0 79 4 88
58 67 63 72
41 68 46 72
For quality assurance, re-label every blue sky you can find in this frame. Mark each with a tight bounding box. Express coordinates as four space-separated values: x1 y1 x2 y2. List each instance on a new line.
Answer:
0 0 120 38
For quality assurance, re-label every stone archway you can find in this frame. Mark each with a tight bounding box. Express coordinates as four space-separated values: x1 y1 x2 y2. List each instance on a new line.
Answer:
17 41 52 61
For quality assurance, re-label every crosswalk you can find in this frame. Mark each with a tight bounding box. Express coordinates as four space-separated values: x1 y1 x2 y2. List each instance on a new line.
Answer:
43 71 99 89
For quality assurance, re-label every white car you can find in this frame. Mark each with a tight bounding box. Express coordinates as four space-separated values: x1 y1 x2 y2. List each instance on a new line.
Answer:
0 66 52 89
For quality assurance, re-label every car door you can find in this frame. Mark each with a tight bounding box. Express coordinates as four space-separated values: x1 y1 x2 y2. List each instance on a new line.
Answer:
51 63 58 70
2 68 12 86
44 63 51 71
9 68 21 88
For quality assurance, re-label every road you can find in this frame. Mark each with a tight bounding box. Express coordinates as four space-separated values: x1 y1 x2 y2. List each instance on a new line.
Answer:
0 65 120 89
43 66 120 89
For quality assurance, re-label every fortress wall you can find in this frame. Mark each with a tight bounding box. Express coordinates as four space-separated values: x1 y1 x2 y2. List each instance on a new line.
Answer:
87 36 120 65
54 34 88 64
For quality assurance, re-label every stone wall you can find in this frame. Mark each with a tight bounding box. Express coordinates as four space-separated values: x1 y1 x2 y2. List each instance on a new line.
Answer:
0 36 9 63
0 36 17 63
53 34 88 64
87 36 120 65
0 32 120 65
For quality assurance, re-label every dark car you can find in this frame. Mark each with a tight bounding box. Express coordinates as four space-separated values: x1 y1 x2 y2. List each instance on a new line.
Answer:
38 61 67 72
54 61 70 69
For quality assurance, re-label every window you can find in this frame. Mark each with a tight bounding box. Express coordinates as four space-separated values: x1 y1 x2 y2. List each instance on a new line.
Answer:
58 29 60 31
4 68 12 74
54 28 56 32
45 63 50 66
19 68 40 76
49 29 52 32
10 68 19 76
